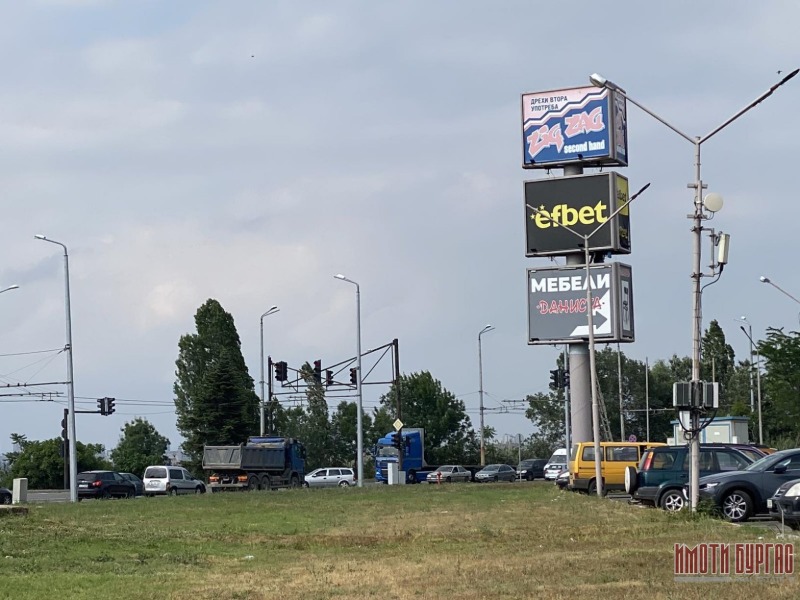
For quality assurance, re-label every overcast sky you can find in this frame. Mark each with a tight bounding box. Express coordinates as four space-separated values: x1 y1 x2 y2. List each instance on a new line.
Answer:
0 1 797 458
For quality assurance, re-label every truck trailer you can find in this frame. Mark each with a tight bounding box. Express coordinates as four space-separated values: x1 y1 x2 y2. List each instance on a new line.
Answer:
203 436 306 491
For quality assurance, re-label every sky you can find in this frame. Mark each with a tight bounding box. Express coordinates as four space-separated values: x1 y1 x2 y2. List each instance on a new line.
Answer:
0 1 798 458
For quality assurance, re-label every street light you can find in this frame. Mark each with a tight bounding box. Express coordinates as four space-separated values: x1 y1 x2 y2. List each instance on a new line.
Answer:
478 324 495 466
259 305 279 436
737 316 763 445
528 182 650 497
34 234 78 503
334 273 364 488
0 285 19 295
591 68 797 511
760 276 800 326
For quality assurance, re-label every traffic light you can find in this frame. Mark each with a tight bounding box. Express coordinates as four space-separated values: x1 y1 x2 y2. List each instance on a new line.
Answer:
325 369 334 386
349 367 358 386
106 398 115 415
549 369 560 391
60 410 68 441
97 397 106 415
562 369 570 389
275 361 288 382
392 431 404 450
313 360 322 384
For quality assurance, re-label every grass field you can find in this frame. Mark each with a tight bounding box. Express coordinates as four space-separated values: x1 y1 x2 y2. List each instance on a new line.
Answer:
0 482 797 599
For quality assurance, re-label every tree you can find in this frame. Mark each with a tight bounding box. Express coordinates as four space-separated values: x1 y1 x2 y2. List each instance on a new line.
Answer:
758 328 800 444
330 400 374 467
379 371 475 464
174 299 259 468
6 436 110 489
110 418 170 477
701 320 736 401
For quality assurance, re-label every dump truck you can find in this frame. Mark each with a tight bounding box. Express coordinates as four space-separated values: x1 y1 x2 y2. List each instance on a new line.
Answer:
202 436 306 491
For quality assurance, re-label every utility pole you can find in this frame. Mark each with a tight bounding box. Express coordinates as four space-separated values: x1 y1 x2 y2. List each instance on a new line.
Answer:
394 338 402 473
617 343 624 441
563 346 571 464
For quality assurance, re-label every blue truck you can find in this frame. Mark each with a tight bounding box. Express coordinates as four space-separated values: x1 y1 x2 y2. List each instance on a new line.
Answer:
203 436 306 491
374 428 479 484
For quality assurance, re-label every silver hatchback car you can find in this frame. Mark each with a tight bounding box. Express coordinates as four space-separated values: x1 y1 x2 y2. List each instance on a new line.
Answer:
303 467 356 488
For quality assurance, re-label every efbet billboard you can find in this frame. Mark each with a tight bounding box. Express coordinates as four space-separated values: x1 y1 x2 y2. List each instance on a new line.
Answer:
527 262 635 345
524 172 631 257
521 85 628 168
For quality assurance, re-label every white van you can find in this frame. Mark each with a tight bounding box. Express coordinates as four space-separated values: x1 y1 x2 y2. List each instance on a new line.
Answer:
143 465 206 496
544 448 567 471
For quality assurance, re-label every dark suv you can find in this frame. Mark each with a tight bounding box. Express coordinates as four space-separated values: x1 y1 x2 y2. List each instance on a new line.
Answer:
516 459 547 481
627 444 758 512
77 470 136 500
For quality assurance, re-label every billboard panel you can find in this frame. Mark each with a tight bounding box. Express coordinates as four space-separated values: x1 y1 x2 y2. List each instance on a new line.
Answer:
521 85 628 169
524 172 631 257
527 263 635 345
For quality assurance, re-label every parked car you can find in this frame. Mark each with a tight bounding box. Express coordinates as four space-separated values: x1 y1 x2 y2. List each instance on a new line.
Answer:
516 459 547 481
143 465 206 496
474 464 516 483
570 441 666 495
77 470 136 500
626 444 756 512
303 467 356 488
768 478 800 529
555 470 570 490
692 449 800 522
544 463 567 481
0 487 11 504
119 472 144 496
426 465 472 484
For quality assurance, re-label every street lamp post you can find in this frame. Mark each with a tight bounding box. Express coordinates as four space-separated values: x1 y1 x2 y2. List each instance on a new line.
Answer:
0 285 19 295
590 69 797 511
760 276 800 326
34 235 78 503
334 274 364 487
478 324 495 466
259 306 279 436
737 318 763 445
528 182 650 497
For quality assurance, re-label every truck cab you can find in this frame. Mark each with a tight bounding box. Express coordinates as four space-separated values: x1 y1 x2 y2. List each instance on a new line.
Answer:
374 429 426 484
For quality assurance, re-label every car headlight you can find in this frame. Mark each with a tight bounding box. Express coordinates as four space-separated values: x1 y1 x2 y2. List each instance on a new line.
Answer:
702 482 719 490
785 483 800 497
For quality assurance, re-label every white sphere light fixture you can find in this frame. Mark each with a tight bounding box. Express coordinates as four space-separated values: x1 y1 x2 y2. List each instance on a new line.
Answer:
703 192 724 213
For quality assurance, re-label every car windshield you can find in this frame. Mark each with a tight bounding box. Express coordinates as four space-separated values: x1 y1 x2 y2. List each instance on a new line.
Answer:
435 466 453 472
744 450 791 472
483 465 500 472
737 449 763 462
519 460 535 467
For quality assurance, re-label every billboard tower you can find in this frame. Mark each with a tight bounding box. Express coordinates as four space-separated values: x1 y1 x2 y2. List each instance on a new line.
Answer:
521 84 632 460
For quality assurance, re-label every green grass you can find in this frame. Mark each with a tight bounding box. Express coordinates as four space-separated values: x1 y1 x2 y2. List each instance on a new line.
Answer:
0 483 797 599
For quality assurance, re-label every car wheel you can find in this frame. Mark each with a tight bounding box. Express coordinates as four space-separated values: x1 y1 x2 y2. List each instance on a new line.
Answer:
588 480 597 496
493 476 499 483
445 476 451 483
102 490 112 500
126 489 135 499
407 470 416 484
0 493 11 505
194 486 203 494
170 487 178 497
659 490 685 512
722 490 753 522
290 475 300 488
338 480 350 487
527 474 533 481
302 481 309 488
624 466 638 495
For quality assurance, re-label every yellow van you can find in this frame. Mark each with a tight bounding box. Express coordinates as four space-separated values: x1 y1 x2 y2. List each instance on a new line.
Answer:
570 441 666 494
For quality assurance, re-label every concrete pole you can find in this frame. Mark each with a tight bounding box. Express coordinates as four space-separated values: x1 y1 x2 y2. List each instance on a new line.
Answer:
478 325 494 466
645 357 650 442
259 307 279 437
563 163 592 447
585 238 604 497
690 139 703 512
755 349 763 445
